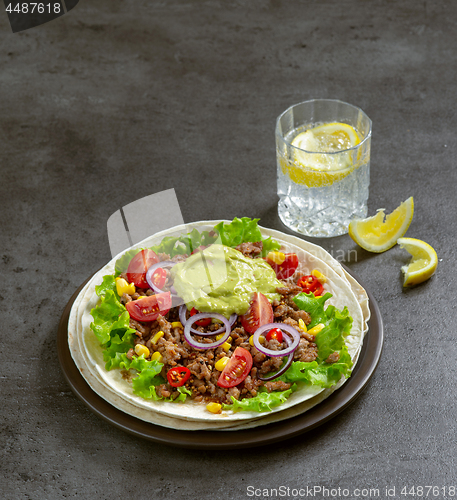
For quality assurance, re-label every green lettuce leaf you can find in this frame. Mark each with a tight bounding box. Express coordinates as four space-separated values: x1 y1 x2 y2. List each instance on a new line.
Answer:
292 292 333 328
278 346 352 388
223 385 296 412
131 357 165 399
261 236 282 256
95 275 118 297
213 217 280 256
103 329 136 368
149 228 219 258
274 292 354 388
214 217 263 247
175 385 193 402
90 290 128 345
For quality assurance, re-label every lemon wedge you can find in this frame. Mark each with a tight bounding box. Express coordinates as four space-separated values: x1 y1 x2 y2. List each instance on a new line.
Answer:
348 197 414 253
397 237 438 287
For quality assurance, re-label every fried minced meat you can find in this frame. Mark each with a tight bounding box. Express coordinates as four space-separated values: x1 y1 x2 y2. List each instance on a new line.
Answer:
235 241 263 257
117 244 327 405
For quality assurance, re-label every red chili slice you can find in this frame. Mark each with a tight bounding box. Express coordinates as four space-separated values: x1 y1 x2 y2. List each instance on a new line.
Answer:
167 366 191 387
297 275 324 296
190 307 212 327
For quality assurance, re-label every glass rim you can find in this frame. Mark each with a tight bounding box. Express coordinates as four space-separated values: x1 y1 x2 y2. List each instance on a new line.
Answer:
275 98 372 155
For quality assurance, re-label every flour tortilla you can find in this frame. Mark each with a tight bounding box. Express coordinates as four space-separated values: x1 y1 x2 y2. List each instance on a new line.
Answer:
68 221 368 430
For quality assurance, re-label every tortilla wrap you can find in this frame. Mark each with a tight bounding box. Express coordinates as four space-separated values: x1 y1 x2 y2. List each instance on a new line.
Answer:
68 221 368 429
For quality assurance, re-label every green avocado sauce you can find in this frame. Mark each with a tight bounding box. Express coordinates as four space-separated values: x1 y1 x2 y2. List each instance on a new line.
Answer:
170 244 282 317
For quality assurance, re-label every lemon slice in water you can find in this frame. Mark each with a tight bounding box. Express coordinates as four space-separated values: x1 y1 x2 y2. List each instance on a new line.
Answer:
282 122 362 188
348 197 414 253
397 237 438 287
292 122 361 155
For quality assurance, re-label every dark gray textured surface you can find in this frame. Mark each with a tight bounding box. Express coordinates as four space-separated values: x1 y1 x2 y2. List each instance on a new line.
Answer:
1 1 455 498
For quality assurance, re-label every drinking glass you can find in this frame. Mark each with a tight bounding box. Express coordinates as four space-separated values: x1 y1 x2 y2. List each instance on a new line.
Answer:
276 99 372 237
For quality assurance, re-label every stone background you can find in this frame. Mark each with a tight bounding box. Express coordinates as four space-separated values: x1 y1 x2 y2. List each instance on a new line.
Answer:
1 1 456 498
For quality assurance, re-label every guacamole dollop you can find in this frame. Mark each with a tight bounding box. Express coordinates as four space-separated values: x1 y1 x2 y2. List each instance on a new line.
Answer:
170 244 282 317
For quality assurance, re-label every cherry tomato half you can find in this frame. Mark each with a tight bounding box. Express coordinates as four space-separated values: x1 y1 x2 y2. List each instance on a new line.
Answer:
190 307 212 327
167 366 191 387
240 292 274 334
265 327 283 343
217 347 253 388
297 275 324 296
127 249 160 289
125 292 172 322
265 253 299 280
150 268 167 290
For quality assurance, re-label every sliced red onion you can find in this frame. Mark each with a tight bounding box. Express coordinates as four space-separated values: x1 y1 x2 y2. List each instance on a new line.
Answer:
253 323 300 358
258 335 294 381
183 313 231 350
146 261 177 295
178 304 237 336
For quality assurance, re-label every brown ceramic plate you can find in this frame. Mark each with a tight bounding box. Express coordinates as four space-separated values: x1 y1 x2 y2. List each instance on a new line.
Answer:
57 266 383 450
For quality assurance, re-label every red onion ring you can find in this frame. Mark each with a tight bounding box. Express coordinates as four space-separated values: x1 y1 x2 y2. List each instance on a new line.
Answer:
146 261 177 295
252 323 300 358
258 335 295 381
178 304 237 336
183 313 232 350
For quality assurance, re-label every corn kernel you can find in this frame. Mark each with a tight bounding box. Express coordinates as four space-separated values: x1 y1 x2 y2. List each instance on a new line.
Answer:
151 331 165 345
311 269 327 283
206 402 222 414
307 323 325 335
267 251 286 265
215 356 230 371
134 344 150 358
298 319 307 333
171 322 183 329
222 342 231 352
150 351 163 363
115 277 136 296
249 335 265 346
216 334 232 342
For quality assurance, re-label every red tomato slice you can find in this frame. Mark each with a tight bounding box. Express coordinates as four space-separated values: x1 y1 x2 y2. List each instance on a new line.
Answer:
265 327 283 343
266 253 299 280
240 292 274 334
150 268 167 289
127 249 160 289
125 292 171 322
217 347 253 388
190 307 212 327
297 275 324 296
167 367 191 387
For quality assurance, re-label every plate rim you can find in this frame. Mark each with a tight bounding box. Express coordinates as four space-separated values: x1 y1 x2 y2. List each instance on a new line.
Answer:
57 265 383 450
